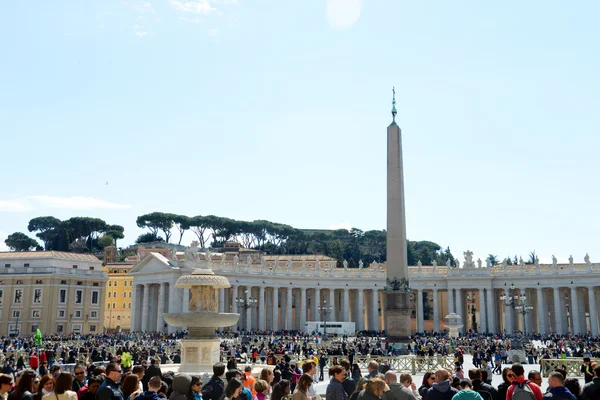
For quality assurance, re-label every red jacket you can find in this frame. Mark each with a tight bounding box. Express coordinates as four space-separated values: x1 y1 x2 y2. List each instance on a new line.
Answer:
506 377 542 400
29 355 39 369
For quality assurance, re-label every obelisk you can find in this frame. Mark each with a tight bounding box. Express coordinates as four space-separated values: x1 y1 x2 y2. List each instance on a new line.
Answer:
385 88 412 350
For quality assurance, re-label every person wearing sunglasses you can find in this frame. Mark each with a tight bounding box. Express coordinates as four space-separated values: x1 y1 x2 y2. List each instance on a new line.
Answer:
72 365 87 393
497 368 514 400
97 363 124 400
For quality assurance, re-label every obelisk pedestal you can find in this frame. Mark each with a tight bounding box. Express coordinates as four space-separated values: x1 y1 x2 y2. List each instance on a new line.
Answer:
384 88 412 353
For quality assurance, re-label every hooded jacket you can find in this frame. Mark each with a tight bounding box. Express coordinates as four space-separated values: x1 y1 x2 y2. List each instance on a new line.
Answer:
582 377 600 400
450 391 483 400
426 381 459 400
382 383 417 400
169 375 192 400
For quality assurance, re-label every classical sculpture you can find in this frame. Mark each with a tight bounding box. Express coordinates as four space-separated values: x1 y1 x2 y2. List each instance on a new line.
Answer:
585 253 592 271
359 260 364 269
301 260 307 275
464 250 474 268
315 258 321 275
519 257 524 269
477 258 482 269
485 258 491 268
171 248 178 261
246 255 252 266
417 260 422 275
186 241 199 261
205 252 212 265
372 261 379 277
456 259 460 268
552 255 557 273
502 258 508 274
189 286 217 313
568 255 574 273
260 255 265 272
233 255 239 265
432 260 437 275
287 258 292 274
446 259 451 267
343 260 349 276
220 253 226 265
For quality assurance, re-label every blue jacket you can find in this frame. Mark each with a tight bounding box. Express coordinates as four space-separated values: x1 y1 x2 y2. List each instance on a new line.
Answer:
98 378 124 400
326 379 348 400
543 386 577 400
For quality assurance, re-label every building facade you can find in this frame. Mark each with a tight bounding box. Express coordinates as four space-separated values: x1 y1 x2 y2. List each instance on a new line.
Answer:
130 245 600 335
102 262 134 332
0 251 107 335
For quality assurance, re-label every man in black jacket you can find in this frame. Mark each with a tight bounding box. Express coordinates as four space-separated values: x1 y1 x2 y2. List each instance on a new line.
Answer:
97 363 124 400
142 359 162 391
201 363 225 400
582 364 600 400
468 369 497 400
339 360 356 397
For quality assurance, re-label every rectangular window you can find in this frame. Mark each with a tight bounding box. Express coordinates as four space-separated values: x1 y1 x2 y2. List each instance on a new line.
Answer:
4 264 10 268
23 263 29 268
31 324 38 333
13 289 23 304
77 281 83 286
58 310 65 318
91 291 99 305
60 280 67 285
59 289 67 304
93 282 98 287
75 290 83 304
15 280 23 285
72 324 81 334
35 280 42 284
57 324 63 333
90 325 96 332
0 289 3 305
12 310 20 319
90 311 98 319
33 289 42 304
32 310 40 318
72 265 78 269
90 266 95 270
75 310 82 318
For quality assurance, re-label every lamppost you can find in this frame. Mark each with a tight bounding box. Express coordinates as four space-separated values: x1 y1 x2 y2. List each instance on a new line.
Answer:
236 290 257 331
466 292 477 333
318 299 333 341
500 283 534 335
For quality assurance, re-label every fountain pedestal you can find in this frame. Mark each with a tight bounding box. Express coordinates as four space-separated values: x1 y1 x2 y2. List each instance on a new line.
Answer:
164 269 240 375
444 313 463 338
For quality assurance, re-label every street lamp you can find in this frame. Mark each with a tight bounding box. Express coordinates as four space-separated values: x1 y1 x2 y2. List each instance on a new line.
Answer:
500 283 534 335
235 290 258 310
318 299 333 341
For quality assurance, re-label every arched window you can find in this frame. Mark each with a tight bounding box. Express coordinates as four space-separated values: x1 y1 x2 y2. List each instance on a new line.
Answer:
108 303 111 309
124 281 128 287
108 292 111 298
109 281 112 287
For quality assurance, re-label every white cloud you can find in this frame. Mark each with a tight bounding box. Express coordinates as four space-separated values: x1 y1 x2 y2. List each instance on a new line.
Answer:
0 196 131 212
326 0 361 30
134 25 149 37
169 0 216 14
328 221 353 231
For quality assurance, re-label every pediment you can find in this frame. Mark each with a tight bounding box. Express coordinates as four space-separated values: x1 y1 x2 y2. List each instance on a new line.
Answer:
130 252 178 274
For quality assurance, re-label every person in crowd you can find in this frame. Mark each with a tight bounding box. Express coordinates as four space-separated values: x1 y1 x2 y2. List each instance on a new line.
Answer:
43 373 77 400
143 361 162 392
224 370 250 400
506 364 542 400
382 371 417 400
200 363 225 400
50 367 61 379
419 373 435 400
451 379 483 400
426 369 458 400
366 363 380 380
133 376 162 400
29 354 39 374
581 364 600 400
544 371 577 400
581 358 594 385
360 378 389 400
301 361 319 400
39 363 48 379
34 376 54 400
291 375 312 400
243 367 256 397
122 375 142 400
0 374 14 400
132 367 146 393
326 365 348 400
271 380 291 400
258 370 273 397
253 380 268 400
563 378 581 400
80 376 104 400
454 364 463 380
351 365 362 384
496 368 514 400
188 376 202 400
227 358 237 372
97 363 124 400
73 365 87 394
528 371 543 388
467 369 496 400
349 379 368 400
338 360 356 398
9 369 35 400
479 361 492 386
169 375 192 400
222 379 244 400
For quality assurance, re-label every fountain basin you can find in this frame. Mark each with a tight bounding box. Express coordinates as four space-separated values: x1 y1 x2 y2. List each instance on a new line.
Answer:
163 312 239 331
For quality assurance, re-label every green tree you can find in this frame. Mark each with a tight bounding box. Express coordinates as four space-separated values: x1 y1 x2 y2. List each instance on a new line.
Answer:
98 235 115 248
4 232 39 251
172 215 191 245
136 212 174 243
487 254 499 266
135 232 164 244
27 216 63 250
189 215 214 248
105 225 125 248
527 250 536 264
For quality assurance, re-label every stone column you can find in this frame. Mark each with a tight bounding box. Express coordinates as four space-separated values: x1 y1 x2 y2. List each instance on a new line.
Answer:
259 286 265 330
448 288 455 314
219 288 225 313
141 285 149 332
300 288 307 331
537 287 546 334
571 287 580 334
553 287 563 334
231 286 238 331
417 289 424 332
329 289 335 321
486 288 495 333
478 288 486 333
246 287 252 331
357 289 364 330
455 289 464 333
503 287 512 334
314 288 321 321
273 288 279 331
157 283 165 332
578 288 587 334
343 288 350 322
588 287 598 336
286 287 293 330
432 289 439 332
371 289 379 331
131 284 139 331
182 288 190 313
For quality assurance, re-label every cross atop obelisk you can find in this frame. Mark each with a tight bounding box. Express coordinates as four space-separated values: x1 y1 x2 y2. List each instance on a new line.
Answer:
385 87 412 349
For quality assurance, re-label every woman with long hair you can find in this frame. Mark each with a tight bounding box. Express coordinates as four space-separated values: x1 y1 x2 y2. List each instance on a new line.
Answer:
360 379 388 400
33 376 54 400
351 364 362 383
418 372 435 400
348 378 368 400
497 367 515 400
9 369 35 400
122 375 141 400
187 376 202 400
42 373 76 400
0 374 14 400
220 379 243 400
259 369 274 398
270 380 290 400
291 375 312 400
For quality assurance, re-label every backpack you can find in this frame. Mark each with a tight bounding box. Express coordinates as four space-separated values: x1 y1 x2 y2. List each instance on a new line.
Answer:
512 380 535 400
201 378 215 400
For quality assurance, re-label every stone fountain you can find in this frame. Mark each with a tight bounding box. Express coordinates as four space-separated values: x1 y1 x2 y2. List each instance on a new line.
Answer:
164 268 239 374
443 313 463 338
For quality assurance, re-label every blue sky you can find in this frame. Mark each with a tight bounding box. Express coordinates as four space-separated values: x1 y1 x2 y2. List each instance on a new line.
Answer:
1 1 599 264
